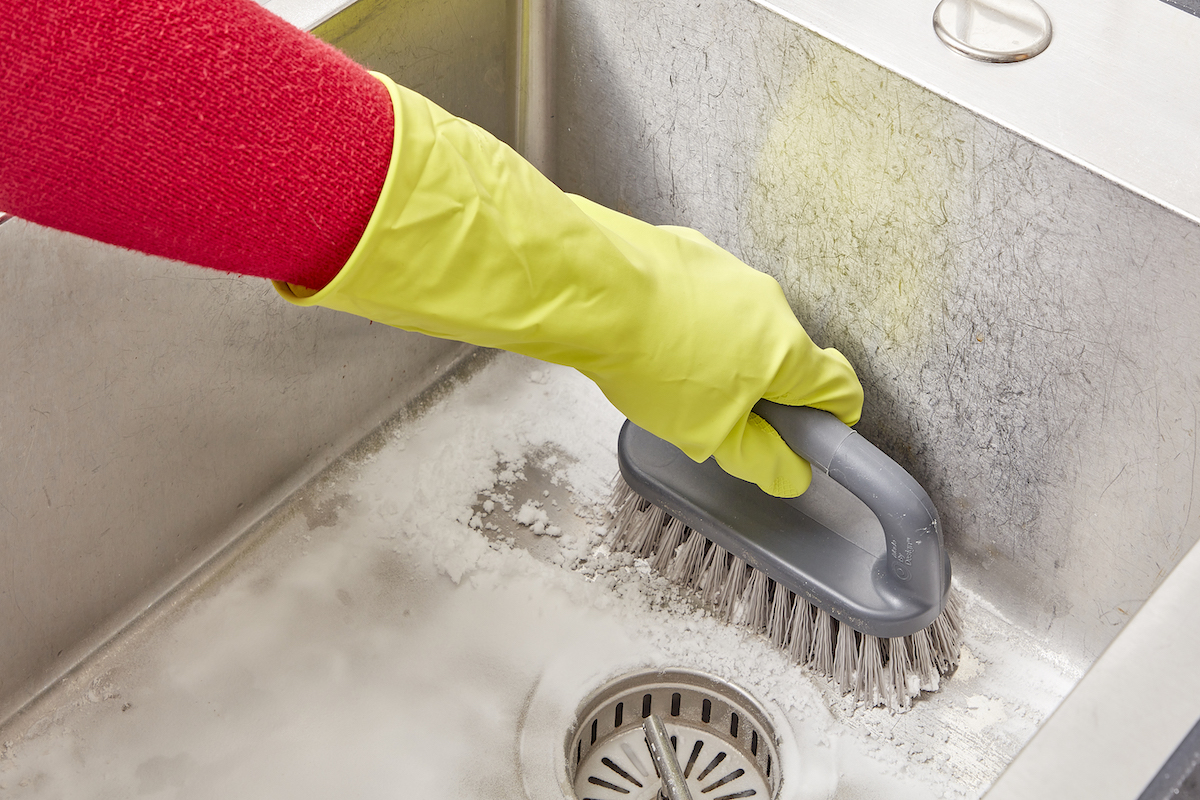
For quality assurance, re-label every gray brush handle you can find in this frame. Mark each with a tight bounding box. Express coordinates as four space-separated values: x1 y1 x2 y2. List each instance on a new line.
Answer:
752 401 945 591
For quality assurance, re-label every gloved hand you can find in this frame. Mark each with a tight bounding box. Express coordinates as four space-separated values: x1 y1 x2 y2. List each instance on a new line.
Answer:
277 74 863 496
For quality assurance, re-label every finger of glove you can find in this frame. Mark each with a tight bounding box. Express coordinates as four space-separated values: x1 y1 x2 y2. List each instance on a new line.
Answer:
712 412 814 498
766 343 864 428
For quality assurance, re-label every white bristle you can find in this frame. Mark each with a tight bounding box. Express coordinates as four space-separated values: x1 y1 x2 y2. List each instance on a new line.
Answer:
733 569 771 631
856 635 886 707
610 495 664 556
810 612 835 676
608 477 965 711
787 597 815 664
665 528 708 585
930 591 965 671
607 479 637 516
886 637 913 710
766 586 793 647
716 557 750 621
637 505 669 558
650 517 687 572
607 486 643 550
909 628 940 693
696 545 731 605
832 622 858 693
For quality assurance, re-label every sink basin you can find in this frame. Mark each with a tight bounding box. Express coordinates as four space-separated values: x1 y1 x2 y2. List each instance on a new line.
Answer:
0 354 1084 799
4 0 1200 796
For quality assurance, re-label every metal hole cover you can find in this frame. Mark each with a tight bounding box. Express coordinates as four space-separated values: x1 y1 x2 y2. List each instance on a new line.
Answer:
565 669 781 800
933 0 1053 63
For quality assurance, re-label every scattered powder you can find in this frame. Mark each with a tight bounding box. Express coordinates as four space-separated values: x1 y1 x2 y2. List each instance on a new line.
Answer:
954 647 985 682
514 500 561 536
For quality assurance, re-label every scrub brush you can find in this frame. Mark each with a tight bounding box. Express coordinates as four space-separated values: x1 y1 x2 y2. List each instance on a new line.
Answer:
608 401 964 710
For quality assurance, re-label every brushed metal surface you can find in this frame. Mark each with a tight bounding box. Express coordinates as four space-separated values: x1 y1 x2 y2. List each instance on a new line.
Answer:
515 0 557 175
985 536 1200 800
258 0 357 29
308 0 515 144
554 0 1200 661
752 0 1200 226
2 357 1060 798
0 0 512 722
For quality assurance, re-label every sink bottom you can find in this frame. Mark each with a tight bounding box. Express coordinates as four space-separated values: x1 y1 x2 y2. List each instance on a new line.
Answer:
0 353 1082 799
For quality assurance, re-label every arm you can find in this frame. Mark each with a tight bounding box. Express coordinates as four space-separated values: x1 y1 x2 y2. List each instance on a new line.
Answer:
0 0 389 288
0 0 862 496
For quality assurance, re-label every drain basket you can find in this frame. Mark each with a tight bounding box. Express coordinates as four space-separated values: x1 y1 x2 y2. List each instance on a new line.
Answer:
566 669 781 800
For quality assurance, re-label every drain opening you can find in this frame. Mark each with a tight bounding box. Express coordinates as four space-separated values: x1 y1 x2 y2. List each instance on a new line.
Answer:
566 669 781 800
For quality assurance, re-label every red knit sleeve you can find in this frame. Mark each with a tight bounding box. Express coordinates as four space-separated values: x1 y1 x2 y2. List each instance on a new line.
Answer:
0 0 394 290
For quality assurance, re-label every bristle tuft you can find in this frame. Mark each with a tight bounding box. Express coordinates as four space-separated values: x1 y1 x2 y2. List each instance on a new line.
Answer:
650 517 687 572
608 477 967 711
608 485 667 558
697 545 731 605
733 569 771 631
857 635 886 707
832 622 858 693
886 637 913 710
716 557 750 621
810 612 835 676
664 527 707 586
767 587 793 648
930 592 966 672
787 596 815 664
909 628 940 693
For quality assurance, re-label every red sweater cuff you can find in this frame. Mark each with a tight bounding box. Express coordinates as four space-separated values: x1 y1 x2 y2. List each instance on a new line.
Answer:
0 0 394 289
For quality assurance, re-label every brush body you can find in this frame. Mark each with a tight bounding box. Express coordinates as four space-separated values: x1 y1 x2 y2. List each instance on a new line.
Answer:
612 407 964 709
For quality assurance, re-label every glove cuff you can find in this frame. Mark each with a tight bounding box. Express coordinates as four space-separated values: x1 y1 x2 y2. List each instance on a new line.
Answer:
275 72 405 305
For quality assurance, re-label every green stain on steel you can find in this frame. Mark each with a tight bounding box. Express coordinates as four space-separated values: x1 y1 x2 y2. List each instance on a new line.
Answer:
744 42 970 366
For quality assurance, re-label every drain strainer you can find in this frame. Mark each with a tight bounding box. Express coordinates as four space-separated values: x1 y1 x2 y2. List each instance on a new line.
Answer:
566 669 781 800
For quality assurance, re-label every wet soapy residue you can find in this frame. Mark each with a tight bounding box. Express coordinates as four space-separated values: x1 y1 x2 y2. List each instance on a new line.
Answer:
0 354 1080 799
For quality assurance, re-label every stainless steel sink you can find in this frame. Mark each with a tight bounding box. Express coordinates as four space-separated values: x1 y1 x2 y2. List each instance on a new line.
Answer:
3 0 1199 797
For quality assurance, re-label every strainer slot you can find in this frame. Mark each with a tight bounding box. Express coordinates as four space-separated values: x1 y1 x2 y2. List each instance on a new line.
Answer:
683 740 704 778
602 757 644 788
696 751 725 782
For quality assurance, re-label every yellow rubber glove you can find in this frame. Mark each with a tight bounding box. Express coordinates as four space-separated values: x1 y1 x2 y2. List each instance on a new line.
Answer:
275 74 863 497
